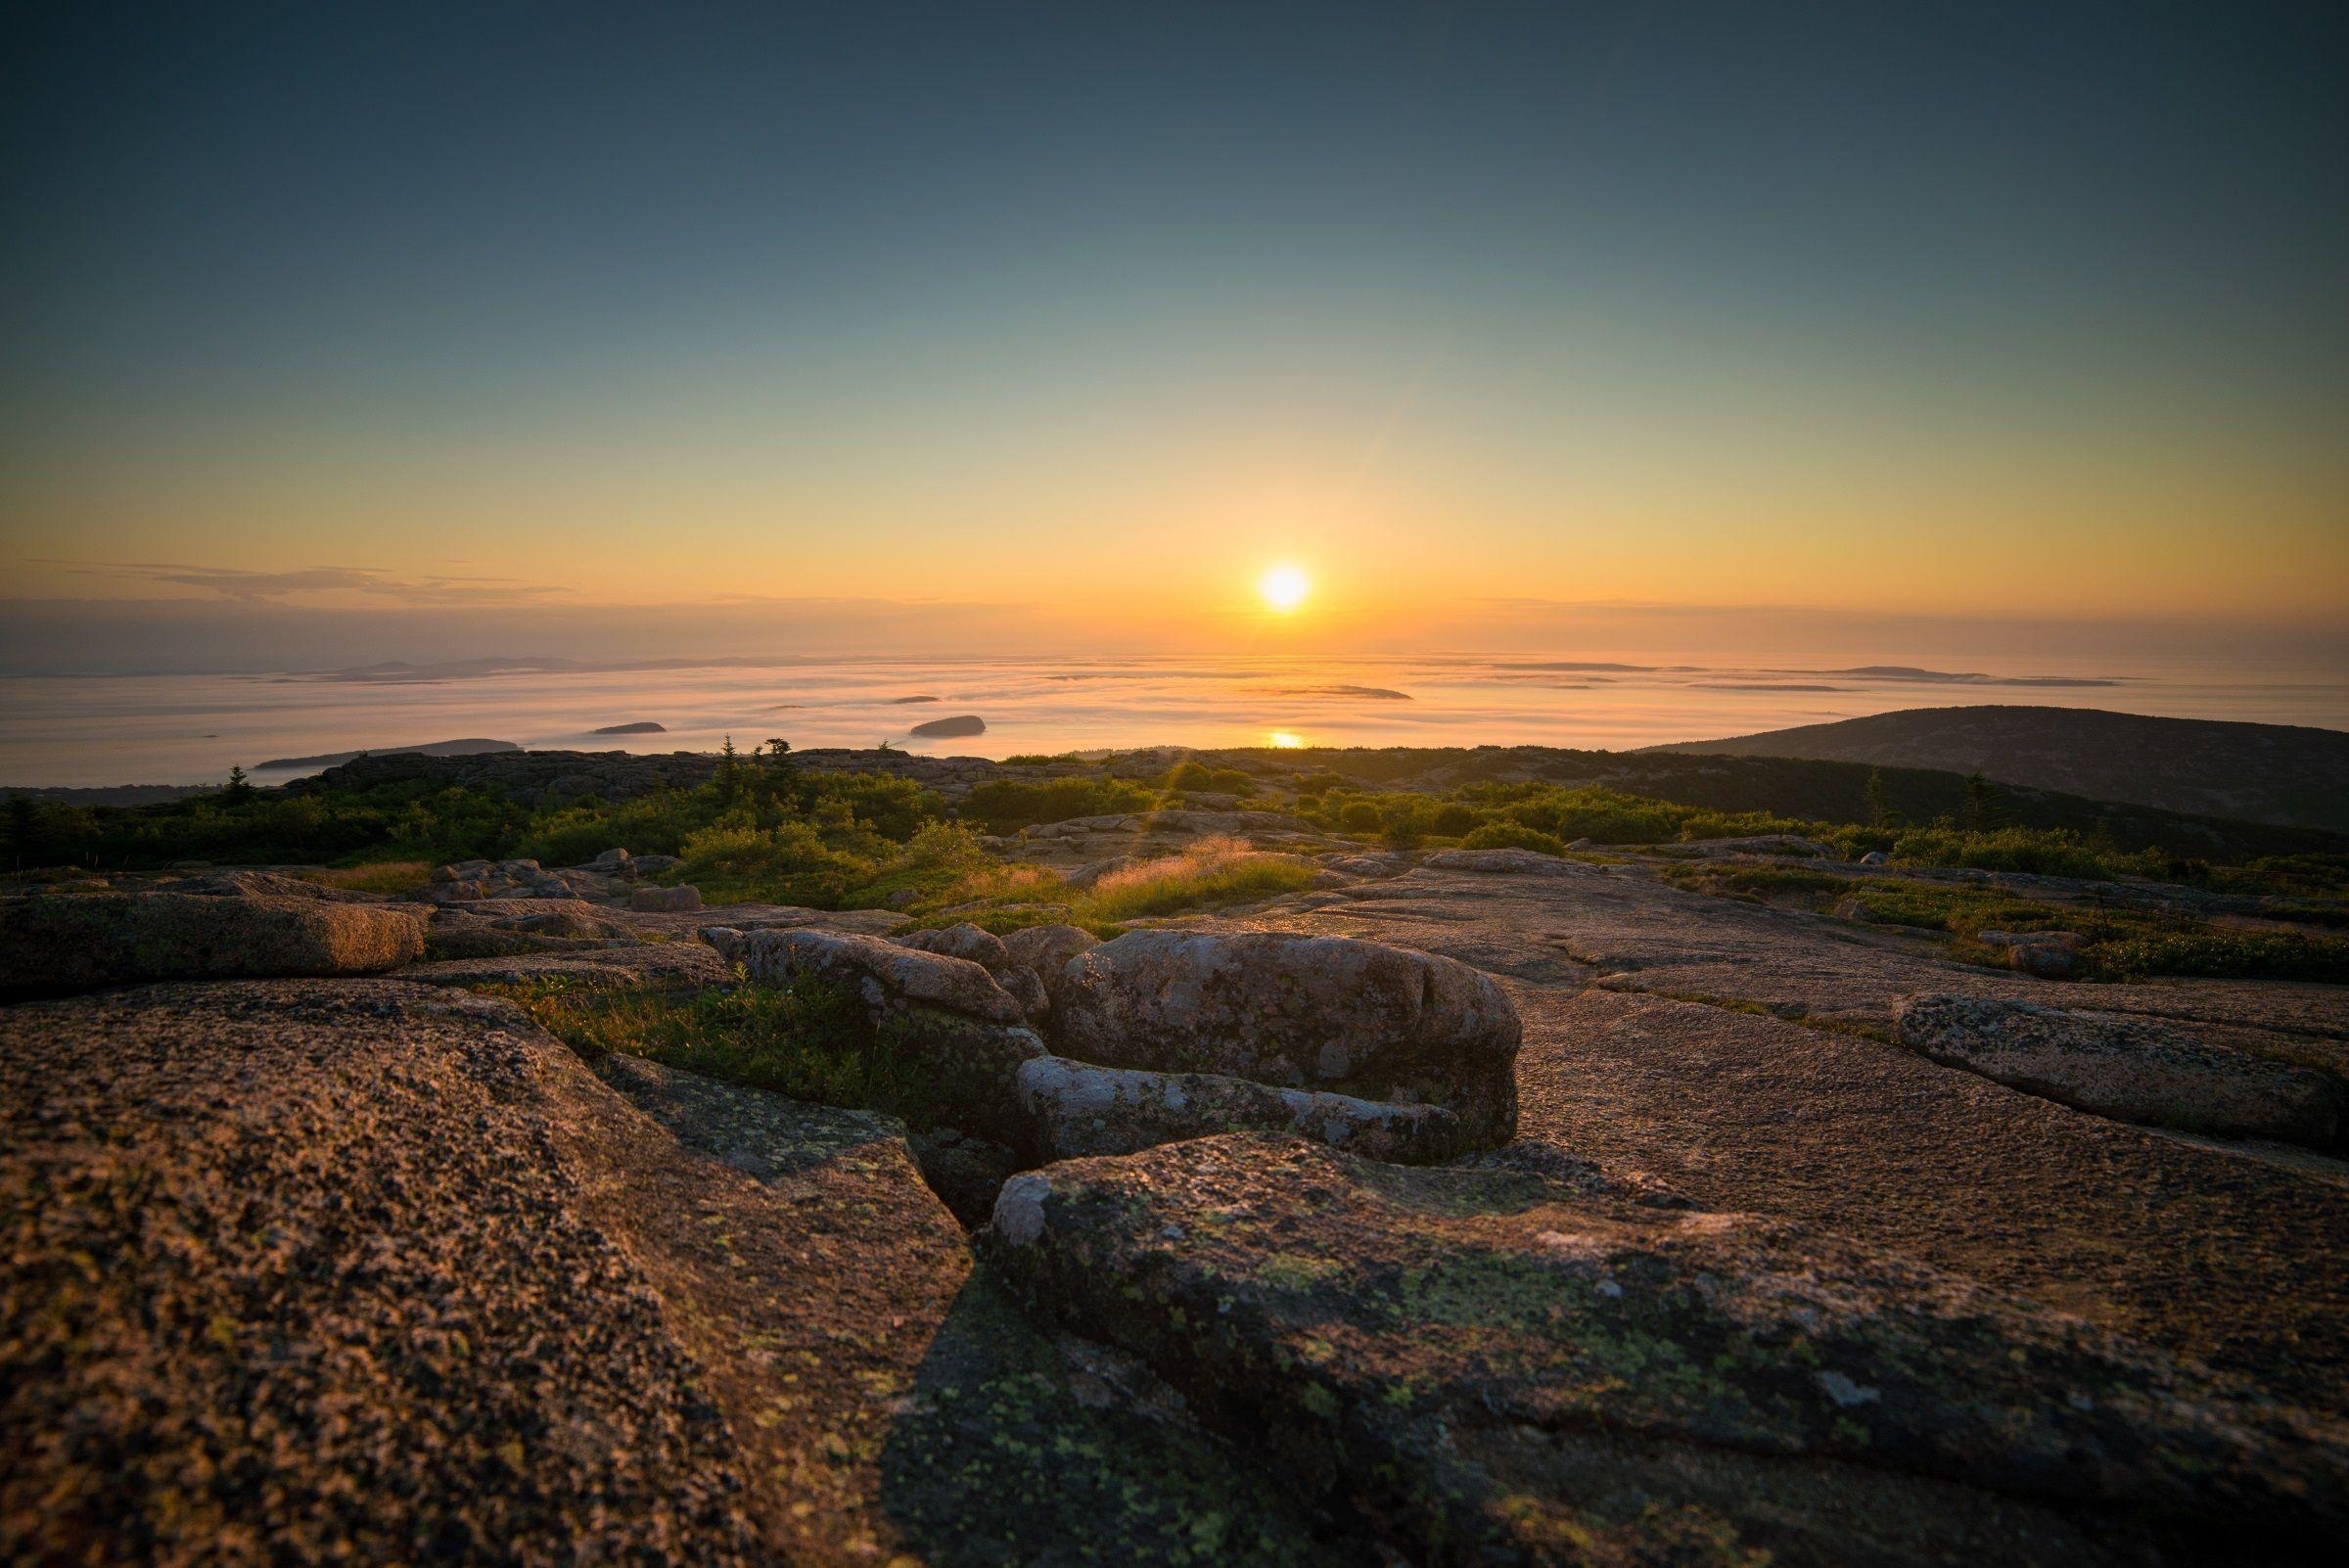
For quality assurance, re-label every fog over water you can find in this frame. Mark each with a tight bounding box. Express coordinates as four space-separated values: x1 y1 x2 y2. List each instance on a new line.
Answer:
4 653 2343 789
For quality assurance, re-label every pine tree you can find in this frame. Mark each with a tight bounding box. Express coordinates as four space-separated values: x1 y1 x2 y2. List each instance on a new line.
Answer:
1960 771 2004 831
225 765 254 802
1864 766 1891 828
714 736 745 807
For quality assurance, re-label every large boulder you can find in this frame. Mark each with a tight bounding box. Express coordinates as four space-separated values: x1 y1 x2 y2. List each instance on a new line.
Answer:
0 889 423 995
999 922 1098 1015
1893 994 2346 1149
988 1132 2349 1566
1016 1055 1466 1163
1047 931 1520 1146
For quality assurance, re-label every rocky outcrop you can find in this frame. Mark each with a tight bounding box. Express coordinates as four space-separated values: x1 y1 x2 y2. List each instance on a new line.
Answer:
1016 1055 1467 1162
1893 993 2346 1148
0 980 1336 1564
1048 930 1520 1146
0 982 760 1561
0 888 423 995
630 884 703 912
988 1132 2349 1566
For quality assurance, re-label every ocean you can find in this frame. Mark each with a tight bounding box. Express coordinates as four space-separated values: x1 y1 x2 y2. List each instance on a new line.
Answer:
3 652 2344 788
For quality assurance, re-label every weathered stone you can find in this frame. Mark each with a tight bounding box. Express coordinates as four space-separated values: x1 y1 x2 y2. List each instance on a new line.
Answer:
0 890 424 995
1421 847 1589 877
0 982 760 1560
588 847 633 868
896 922 1049 1019
712 926 1028 1025
1893 993 2345 1149
630 883 704 912
1048 930 1519 1145
1016 1055 1467 1163
988 1132 2349 1566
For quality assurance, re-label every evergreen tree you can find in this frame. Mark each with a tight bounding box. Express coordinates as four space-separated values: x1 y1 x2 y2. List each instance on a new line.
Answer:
225 764 254 802
1960 771 2004 831
714 736 746 807
1864 766 1892 828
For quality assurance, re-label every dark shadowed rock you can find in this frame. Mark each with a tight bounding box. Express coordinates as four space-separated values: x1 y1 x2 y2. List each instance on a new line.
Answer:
1048 930 1520 1146
1893 993 2346 1148
987 1132 2349 1566
1015 1055 1467 1163
631 884 703 912
0 889 423 995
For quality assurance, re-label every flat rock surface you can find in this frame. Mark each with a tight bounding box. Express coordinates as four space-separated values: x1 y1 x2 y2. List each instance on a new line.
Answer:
989 1133 2349 1566
0 980 1337 1566
1894 993 2346 1149
1211 863 2349 1414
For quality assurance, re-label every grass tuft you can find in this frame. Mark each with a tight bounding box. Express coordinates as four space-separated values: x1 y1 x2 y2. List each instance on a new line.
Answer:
1080 836 1318 921
299 860 434 895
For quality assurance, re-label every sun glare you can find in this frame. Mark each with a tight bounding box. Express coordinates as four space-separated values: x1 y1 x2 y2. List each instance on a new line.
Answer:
1260 564 1311 613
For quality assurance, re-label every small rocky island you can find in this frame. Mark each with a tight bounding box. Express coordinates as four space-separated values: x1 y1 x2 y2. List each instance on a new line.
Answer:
4 742 2346 1565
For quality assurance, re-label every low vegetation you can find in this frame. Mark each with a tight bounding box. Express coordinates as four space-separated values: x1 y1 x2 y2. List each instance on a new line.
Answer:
1081 837 1317 921
489 972 952 1130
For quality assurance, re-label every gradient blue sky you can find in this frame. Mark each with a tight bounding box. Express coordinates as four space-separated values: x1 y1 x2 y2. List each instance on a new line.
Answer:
2 1 2343 665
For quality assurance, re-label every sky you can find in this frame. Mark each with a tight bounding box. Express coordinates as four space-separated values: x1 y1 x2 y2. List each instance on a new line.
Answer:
2 1 2344 671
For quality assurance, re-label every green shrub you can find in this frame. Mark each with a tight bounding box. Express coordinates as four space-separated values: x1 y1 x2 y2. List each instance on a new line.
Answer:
2086 930 2349 984
675 820 882 905
1459 821 1568 856
1886 826 2157 881
958 776 1160 834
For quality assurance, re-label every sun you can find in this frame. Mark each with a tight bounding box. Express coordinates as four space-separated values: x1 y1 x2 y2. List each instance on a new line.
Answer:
1259 564 1311 613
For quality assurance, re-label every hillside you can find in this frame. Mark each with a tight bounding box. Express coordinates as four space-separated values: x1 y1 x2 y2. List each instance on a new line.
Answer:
1650 706 2349 833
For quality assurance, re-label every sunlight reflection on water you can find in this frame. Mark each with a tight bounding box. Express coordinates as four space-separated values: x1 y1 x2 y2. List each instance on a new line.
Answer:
1 652 2342 787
